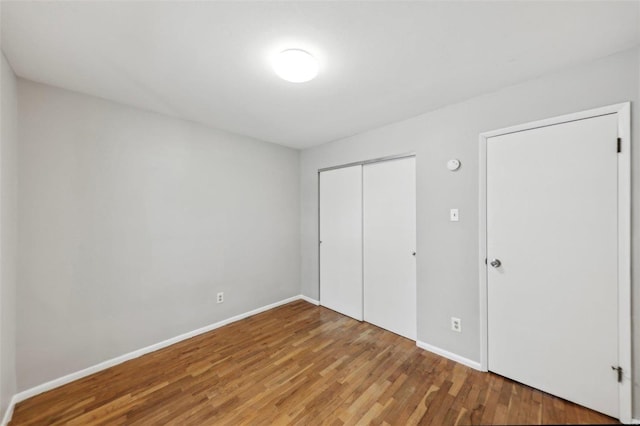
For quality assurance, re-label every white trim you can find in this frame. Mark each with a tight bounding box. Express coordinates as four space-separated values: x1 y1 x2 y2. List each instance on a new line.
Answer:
478 102 632 423
317 152 416 173
1 294 309 423
629 419 640 425
478 125 489 373
480 103 627 138
416 341 482 371
1 396 17 426
616 102 632 425
299 295 320 306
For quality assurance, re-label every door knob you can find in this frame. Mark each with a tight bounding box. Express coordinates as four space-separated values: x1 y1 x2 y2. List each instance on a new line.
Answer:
490 259 502 268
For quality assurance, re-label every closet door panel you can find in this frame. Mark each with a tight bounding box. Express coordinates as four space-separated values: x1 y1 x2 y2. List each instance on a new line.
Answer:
363 158 416 339
319 166 363 320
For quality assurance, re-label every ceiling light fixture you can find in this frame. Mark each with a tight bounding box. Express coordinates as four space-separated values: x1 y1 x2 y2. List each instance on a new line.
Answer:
272 49 318 83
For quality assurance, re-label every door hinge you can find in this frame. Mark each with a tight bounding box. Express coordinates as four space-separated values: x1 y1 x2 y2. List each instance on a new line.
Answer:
617 138 621 153
611 365 622 383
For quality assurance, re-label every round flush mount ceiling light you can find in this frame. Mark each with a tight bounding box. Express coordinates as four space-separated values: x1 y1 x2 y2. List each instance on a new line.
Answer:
272 49 318 83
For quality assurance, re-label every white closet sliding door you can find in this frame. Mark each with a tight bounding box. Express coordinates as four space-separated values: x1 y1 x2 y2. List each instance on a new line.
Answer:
363 157 416 339
319 165 363 320
319 157 417 337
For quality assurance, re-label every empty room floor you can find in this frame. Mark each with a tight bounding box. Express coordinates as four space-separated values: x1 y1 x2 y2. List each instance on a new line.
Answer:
10 301 616 425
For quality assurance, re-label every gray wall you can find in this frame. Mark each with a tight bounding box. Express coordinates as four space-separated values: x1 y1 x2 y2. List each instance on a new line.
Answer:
0 52 18 418
300 47 640 414
17 80 300 390
8 42 640 417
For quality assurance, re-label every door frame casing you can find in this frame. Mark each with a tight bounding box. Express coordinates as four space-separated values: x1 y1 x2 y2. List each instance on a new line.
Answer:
478 102 631 423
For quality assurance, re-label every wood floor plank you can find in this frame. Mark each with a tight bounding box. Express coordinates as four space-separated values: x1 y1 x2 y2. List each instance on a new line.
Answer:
10 301 619 425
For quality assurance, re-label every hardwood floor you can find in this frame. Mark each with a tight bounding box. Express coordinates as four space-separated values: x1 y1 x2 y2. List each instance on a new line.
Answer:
10 300 617 425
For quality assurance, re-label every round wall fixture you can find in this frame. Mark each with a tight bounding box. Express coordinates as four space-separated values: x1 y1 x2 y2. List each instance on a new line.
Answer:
447 159 461 171
272 49 319 83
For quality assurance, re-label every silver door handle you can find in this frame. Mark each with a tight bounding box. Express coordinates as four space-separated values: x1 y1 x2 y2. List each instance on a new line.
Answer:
490 259 502 268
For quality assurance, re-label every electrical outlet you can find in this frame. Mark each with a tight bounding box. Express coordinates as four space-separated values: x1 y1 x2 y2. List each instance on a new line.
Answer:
217 292 224 304
451 317 462 333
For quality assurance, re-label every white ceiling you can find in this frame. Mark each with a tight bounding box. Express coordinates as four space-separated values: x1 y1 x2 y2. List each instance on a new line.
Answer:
2 1 639 149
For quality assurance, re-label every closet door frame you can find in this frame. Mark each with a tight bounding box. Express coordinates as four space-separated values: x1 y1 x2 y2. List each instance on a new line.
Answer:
318 152 416 320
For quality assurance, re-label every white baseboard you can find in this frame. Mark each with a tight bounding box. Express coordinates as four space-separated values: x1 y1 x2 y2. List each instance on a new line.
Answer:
299 295 320 306
1 396 17 426
629 418 640 424
2 294 312 424
416 340 482 371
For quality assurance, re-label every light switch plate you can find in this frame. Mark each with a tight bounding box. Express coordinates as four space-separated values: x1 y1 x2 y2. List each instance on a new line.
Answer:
450 209 459 221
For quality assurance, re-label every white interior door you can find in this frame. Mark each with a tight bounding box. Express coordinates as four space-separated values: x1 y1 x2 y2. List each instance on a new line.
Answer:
363 157 416 340
319 165 363 320
486 114 619 417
